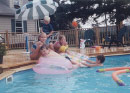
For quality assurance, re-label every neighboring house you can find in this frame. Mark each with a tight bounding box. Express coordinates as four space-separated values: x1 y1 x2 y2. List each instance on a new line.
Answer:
0 0 37 33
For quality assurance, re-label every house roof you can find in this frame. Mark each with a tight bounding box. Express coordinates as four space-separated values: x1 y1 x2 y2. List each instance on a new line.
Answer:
0 2 15 16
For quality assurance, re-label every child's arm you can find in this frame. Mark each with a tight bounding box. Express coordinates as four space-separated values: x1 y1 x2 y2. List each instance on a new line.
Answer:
30 41 43 60
81 62 101 67
47 31 54 38
70 60 80 65
85 59 96 64
30 46 41 60
65 49 71 55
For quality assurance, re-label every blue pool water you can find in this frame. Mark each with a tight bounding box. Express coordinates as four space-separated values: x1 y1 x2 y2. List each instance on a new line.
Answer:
1 55 130 93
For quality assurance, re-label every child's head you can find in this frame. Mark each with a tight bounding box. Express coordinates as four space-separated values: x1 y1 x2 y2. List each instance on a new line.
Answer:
38 33 47 43
44 16 50 24
59 35 67 45
96 55 105 64
40 44 50 56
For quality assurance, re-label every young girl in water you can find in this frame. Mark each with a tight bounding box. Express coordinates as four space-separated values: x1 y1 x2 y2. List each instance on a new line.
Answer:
53 35 69 53
40 44 50 57
53 35 82 66
53 35 105 67
30 32 53 60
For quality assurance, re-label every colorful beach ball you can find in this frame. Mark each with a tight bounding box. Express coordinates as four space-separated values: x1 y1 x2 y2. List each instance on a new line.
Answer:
72 21 78 28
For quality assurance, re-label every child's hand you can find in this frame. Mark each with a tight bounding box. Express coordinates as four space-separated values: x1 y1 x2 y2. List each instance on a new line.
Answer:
37 41 43 49
81 61 86 64
79 63 87 67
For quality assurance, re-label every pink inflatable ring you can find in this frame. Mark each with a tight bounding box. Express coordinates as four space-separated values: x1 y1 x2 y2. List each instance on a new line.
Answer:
33 57 73 74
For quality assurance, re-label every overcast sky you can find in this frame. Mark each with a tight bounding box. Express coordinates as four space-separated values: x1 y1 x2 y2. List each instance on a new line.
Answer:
60 0 130 28
80 16 130 28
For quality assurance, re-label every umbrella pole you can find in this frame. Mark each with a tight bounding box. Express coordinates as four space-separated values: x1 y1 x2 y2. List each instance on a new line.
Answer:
35 20 37 33
25 36 29 52
36 20 40 33
38 20 41 33
22 20 24 33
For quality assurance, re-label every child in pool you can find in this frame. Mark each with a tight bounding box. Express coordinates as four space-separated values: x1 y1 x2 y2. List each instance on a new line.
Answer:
30 32 53 60
53 35 83 66
81 54 105 67
40 44 81 69
54 35 69 54
40 44 50 57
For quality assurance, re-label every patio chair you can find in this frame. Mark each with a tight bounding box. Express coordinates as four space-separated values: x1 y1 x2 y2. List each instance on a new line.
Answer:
0 34 5 43
50 31 60 43
84 29 95 46
103 26 127 48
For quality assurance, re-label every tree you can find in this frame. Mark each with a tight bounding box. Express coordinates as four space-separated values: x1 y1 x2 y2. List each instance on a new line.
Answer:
51 0 130 31
51 1 75 30
94 0 130 34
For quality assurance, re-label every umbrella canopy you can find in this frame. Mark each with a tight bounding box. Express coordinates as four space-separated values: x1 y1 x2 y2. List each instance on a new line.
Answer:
15 0 58 20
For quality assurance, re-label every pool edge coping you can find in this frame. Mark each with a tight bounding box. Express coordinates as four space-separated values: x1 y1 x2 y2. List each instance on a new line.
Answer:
1 52 130 81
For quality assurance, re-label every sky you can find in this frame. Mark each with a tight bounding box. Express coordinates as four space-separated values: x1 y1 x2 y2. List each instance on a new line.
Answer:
80 16 130 28
33 0 130 28
60 0 130 28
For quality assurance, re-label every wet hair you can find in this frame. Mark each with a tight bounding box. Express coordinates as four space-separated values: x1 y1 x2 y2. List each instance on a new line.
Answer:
96 54 105 63
59 35 65 41
40 44 48 50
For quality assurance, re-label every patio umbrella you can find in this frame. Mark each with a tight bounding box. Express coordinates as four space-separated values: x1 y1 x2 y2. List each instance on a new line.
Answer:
15 0 58 20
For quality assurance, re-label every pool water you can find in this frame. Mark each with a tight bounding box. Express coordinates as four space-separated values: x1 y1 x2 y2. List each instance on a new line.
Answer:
1 55 130 93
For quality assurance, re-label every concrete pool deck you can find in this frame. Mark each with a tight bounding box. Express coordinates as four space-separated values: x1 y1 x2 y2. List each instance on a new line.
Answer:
0 46 130 80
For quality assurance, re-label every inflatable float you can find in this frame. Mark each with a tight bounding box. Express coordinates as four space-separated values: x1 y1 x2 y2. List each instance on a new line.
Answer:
60 51 89 63
96 67 130 86
112 69 130 86
33 57 73 74
33 50 89 74
59 45 89 63
96 67 130 72
33 51 73 74
59 45 68 53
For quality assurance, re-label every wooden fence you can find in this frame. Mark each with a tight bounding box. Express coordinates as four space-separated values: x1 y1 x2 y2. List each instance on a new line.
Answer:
0 31 39 49
59 26 130 47
0 26 130 49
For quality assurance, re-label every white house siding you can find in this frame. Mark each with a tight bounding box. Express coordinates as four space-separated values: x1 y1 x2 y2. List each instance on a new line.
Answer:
7 20 37 45
0 16 13 32
9 0 28 8
1 0 10 6
22 0 28 5
0 0 39 46
9 0 15 8
10 0 22 8
27 20 37 33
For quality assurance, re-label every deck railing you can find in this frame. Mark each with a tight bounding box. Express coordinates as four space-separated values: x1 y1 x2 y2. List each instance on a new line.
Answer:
0 31 39 49
0 26 130 49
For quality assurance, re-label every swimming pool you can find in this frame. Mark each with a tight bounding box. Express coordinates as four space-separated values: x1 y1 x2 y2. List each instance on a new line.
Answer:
0 55 130 93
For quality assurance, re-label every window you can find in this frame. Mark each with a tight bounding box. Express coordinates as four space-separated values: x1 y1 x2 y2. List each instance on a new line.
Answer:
11 19 27 33
15 21 23 33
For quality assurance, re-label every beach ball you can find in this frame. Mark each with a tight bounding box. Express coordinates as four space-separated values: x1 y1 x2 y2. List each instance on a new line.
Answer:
59 45 68 53
72 21 78 28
